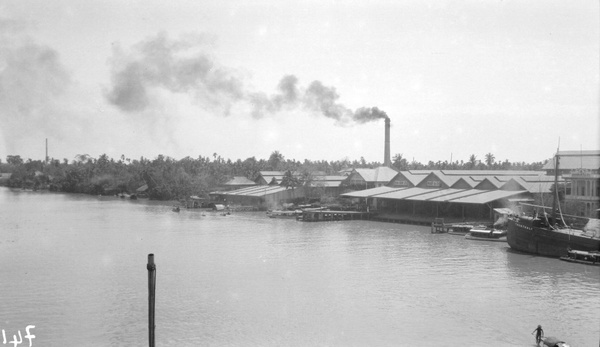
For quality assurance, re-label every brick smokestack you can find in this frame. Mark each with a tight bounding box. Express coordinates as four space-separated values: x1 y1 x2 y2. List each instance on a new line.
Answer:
384 117 391 167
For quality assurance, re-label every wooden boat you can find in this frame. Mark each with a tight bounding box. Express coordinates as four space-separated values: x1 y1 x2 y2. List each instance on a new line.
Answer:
447 224 475 236
465 228 507 242
542 336 570 347
559 249 600 266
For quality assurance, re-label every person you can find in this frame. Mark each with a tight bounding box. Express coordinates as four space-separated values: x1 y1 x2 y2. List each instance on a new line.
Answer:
531 325 544 345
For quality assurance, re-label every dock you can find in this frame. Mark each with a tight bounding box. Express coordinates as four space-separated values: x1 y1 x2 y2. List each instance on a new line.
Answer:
298 210 372 222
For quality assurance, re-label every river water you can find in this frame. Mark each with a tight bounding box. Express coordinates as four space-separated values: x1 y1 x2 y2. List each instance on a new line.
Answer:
0 188 598 346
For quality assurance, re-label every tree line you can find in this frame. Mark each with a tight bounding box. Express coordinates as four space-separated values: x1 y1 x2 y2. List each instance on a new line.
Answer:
0 151 547 200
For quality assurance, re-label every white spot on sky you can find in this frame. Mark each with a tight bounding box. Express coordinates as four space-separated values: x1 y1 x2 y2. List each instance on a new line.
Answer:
258 26 268 37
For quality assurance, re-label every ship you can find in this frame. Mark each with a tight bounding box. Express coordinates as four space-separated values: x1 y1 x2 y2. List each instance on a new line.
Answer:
506 153 600 257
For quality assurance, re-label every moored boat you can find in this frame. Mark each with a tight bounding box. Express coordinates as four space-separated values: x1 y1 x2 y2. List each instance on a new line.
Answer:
542 336 571 347
507 215 600 257
267 210 301 219
506 153 600 257
559 249 600 266
465 228 507 242
447 224 475 236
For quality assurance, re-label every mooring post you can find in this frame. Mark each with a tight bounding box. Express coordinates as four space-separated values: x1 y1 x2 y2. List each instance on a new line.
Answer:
147 254 156 347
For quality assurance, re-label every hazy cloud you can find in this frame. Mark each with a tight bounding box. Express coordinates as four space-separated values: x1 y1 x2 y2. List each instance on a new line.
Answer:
0 18 72 152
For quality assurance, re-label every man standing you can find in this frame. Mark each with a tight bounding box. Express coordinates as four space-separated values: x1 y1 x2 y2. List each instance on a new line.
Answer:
531 325 544 346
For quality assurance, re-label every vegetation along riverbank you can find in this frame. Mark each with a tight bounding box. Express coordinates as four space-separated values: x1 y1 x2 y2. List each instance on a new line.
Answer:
0 151 546 202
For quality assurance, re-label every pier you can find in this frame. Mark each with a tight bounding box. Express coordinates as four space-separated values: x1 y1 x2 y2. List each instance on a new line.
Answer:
298 210 372 222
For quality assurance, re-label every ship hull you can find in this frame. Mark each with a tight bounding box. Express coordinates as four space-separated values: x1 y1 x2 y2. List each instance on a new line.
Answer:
507 218 600 257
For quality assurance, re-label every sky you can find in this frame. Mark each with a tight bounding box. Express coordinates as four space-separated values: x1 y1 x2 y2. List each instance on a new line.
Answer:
1 0 598 165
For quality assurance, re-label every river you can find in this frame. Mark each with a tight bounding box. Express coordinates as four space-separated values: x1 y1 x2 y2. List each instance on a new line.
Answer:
0 187 598 346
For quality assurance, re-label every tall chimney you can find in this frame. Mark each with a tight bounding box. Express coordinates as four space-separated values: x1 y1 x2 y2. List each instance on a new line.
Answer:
384 118 391 166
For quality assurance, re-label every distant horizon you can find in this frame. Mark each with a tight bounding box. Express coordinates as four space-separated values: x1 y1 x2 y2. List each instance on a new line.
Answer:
5 144 568 166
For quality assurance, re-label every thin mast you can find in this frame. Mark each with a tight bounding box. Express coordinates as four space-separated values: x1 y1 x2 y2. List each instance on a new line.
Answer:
551 154 559 226
551 139 560 226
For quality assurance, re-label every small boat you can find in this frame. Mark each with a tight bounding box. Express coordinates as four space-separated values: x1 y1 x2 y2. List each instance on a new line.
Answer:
542 336 570 347
447 224 475 236
267 210 301 219
559 249 600 266
465 228 507 242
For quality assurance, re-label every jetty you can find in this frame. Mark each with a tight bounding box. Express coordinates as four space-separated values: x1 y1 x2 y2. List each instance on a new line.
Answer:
298 210 372 222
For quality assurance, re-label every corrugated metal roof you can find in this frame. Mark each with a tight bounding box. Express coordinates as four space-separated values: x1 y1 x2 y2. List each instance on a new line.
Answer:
447 190 527 204
407 170 436 175
474 178 504 189
216 185 290 197
521 175 556 182
516 181 553 194
542 151 600 170
427 189 488 202
373 187 436 200
438 174 463 186
401 172 427 185
308 181 343 187
224 176 256 186
470 175 500 182
341 186 403 198
406 188 469 201
441 170 546 176
353 166 398 183
451 177 477 188
313 175 347 181
343 186 528 204
500 177 555 193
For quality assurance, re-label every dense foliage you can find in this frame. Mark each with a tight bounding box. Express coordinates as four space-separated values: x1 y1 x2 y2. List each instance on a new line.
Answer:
0 152 547 200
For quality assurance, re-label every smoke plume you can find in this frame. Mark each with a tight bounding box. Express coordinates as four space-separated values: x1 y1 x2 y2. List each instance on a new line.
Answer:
105 32 388 125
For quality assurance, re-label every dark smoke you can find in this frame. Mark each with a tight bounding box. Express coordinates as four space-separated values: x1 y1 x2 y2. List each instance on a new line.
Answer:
106 32 388 125
353 106 388 123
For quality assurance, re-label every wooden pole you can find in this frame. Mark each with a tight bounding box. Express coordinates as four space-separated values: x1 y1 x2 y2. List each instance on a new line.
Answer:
147 254 156 347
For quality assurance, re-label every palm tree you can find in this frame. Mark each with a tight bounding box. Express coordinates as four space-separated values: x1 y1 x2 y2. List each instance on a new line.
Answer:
392 153 409 171
484 153 495 168
268 151 284 170
281 170 300 190
468 154 477 169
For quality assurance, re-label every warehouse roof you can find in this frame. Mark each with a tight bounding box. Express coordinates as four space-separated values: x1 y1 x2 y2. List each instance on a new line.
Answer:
352 166 398 183
342 187 527 204
212 185 292 197
224 176 257 186
542 150 600 171
341 186 401 198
